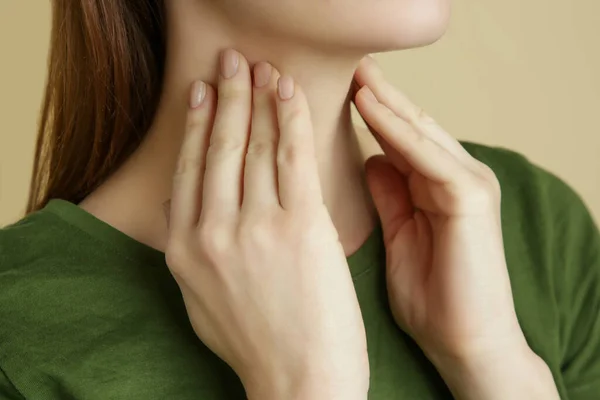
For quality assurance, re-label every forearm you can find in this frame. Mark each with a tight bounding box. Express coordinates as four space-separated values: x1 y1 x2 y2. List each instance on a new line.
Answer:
430 346 560 400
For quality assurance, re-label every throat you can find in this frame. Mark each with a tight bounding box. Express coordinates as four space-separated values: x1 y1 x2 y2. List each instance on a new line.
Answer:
80 8 382 257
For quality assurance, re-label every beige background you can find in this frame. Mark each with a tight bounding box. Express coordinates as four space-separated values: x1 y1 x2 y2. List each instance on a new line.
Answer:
1 1 599 226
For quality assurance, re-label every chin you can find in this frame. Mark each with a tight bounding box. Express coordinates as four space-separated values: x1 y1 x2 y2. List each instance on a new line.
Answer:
365 0 452 52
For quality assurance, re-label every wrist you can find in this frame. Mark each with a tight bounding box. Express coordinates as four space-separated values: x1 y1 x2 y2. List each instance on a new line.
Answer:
245 377 369 400
243 363 369 400
421 328 533 373
426 343 559 400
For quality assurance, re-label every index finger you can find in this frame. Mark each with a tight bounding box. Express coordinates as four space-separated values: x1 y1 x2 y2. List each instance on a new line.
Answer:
354 56 471 162
169 81 216 233
355 85 463 184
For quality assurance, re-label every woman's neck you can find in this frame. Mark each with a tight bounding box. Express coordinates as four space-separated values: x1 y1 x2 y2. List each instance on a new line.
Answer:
81 3 379 255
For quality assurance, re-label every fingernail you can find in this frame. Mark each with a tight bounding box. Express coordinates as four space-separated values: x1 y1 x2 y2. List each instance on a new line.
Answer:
361 86 378 103
189 81 206 108
221 49 240 79
253 62 272 88
278 76 295 100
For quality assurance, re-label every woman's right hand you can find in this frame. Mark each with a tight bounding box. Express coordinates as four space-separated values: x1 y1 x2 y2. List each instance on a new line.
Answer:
164 50 369 400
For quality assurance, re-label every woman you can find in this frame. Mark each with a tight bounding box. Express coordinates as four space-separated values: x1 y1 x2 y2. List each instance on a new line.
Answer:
0 0 598 398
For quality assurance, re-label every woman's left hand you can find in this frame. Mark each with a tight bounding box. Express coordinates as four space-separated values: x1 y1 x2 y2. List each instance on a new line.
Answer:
353 56 559 399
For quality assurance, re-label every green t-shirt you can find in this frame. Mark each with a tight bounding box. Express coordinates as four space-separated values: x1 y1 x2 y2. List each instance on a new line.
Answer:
1 143 599 399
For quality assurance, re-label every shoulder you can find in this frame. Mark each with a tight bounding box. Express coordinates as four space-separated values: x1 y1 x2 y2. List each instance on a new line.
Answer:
0 210 77 350
0 208 89 314
460 141 591 219
466 145 600 397
462 141 557 189
462 142 600 309
0 207 117 350
0 208 71 273
462 141 598 262
463 144 600 329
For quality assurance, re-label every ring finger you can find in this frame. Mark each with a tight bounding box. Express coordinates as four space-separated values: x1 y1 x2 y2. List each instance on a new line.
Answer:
242 62 281 210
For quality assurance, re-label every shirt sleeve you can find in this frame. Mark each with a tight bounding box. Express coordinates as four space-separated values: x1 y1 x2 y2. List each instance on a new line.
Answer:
0 365 24 400
542 170 600 399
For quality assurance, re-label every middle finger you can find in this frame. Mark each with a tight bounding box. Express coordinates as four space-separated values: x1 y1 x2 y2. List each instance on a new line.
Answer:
202 49 252 217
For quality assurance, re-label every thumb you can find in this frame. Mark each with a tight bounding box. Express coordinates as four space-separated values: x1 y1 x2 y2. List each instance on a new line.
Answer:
365 155 413 241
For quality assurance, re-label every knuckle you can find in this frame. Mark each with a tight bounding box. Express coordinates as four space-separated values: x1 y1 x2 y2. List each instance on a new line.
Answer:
380 108 423 144
175 156 202 176
246 139 277 157
415 107 436 125
281 106 305 128
481 163 498 180
378 104 397 120
414 129 429 144
463 176 499 209
186 110 209 131
238 218 273 247
477 163 502 195
197 223 232 262
299 215 323 237
208 136 246 154
295 213 337 248
488 175 502 197
277 144 301 167
165 239 191 270
404 126 427 147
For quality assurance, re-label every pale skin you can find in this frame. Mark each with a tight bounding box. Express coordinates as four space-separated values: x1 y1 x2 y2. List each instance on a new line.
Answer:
79 0 561 398
354 57 560 399
163 50 560 399
166 53 369 399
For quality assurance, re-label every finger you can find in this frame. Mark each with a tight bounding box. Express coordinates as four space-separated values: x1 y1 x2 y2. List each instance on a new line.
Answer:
275 76 323 210
170 81 216 232
355 85 466 183
370 129 412 175
365 155 414 243
355 109 412 175
354 56 471 162
202 49 252 217
242 62 281 210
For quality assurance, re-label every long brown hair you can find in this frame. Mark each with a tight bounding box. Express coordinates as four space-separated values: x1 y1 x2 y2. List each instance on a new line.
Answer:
27 0 167 213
